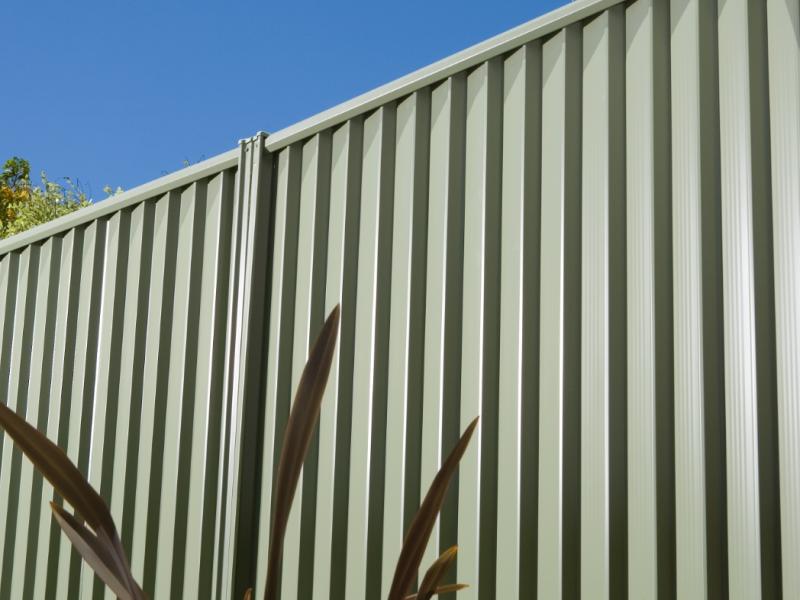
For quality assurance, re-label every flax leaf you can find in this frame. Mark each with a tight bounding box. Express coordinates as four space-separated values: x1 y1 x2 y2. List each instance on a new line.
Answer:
0 402 114 533
388 416 479 600
416 546 458 600
263 304 340 600
403 583 470 600
0 402 143 598
50 503 135 600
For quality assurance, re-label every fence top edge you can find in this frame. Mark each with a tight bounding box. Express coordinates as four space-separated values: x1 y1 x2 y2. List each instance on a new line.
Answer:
0 147 241 256
264 0 620 152
0 0 618 254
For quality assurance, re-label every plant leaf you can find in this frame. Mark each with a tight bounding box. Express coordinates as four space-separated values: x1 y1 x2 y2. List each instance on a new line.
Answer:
264 304 341 600
403 583 470 600
50 503 134 600
0 402 114 533
387 416 479 600
244 588 253 600
0 402 144 598
415 546 458 600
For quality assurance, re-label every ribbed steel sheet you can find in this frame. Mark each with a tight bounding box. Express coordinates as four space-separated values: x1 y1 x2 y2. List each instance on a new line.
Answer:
0 0 797 598
0 151 242 599
244 0 800 599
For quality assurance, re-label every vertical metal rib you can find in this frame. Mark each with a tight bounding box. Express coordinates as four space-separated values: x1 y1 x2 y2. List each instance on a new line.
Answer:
538 28 567 600
173 184 211 599
11 239 52 600
625 1 659 595
33 234 71 600
216 149 247 600
420 74 465 580
381 89 427 598
256 143 302 599
94 209 132 600
697 2 729 596
329 117 364 600
670 0 709 596
0 254 14 405
282 132 327 599
312 121 354 600
64 220 104 597
256 147 289 599
717 0 764 596
203 170 236 600
402 86 430 598
83 211 126 600
31 237 61 600
109 202 146 561
154 182 206 597
519 39 543 600
458 55 503 600
379 94 411 594
182 173 227 599
652 1 677 593
345 104 395 600
581 8 610 594
365 103 396 600
767 1 800 597
226 134 274 600
0 244 38 599
537 22 582 600
606 7 628 598
51 228 83 599
747 0 782 595
280 134 309 595
131 194 177 593
496 42 536 599
580 10 621 598
298 130 332 600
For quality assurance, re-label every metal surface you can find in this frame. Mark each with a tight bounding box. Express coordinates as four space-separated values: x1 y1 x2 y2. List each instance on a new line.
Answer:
0 157 240 599
0 0 798 598
245 1 799 598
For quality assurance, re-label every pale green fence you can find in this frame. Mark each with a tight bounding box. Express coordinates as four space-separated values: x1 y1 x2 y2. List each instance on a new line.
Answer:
0 149 246 599
1 0 799 598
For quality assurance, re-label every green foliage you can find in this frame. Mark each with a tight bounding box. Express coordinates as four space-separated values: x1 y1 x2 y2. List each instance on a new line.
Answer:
0 156 30 189
0 157 107 239
0 157 32 234
103 184 124 197
3 173 92 238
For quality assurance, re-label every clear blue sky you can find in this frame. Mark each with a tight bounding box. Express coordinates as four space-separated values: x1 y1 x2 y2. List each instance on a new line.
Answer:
1 0 567 199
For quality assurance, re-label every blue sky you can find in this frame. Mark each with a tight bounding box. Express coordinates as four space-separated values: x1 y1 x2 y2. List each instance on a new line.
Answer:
1 0 567 198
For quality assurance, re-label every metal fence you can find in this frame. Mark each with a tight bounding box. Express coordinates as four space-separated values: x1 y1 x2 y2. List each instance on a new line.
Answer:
0 149 247 600
0 0 798 598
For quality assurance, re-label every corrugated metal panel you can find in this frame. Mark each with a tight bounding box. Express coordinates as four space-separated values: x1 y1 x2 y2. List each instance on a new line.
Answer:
245 1 799 599
0 153 241 599
0 0 797 598
767 1 800 598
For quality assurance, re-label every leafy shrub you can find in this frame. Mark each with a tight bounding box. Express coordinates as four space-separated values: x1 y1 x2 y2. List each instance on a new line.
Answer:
0 157 120 239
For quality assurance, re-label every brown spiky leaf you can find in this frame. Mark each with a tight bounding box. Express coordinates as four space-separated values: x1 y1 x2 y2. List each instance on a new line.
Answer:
51 503 138 600
0 402 114 533
0 402 143 598
388 416 479 600
264 305 341 600
403 583 470 600
415 546 458 600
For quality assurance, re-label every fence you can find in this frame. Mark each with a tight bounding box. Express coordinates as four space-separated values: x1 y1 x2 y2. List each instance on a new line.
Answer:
0 0 798 598
0 148 250 599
